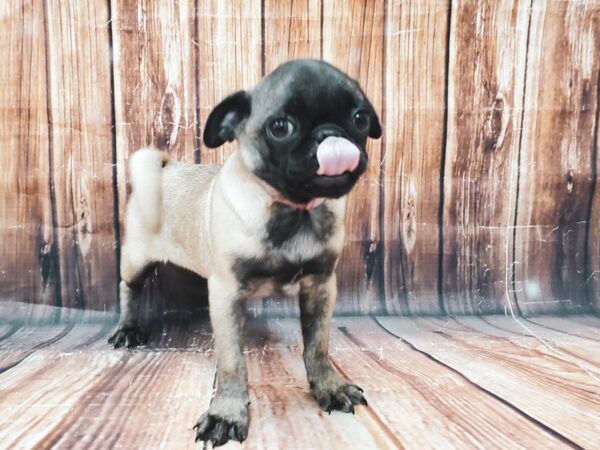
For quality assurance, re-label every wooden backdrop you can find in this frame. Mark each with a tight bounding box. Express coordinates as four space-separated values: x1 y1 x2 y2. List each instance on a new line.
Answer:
1 0 599 317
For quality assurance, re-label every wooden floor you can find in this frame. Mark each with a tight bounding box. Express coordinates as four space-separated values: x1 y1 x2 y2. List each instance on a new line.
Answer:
0 314 599 449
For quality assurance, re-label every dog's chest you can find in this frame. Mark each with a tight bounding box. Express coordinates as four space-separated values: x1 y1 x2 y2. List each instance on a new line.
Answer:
264 203 336 249
232 204 338 295
233 251 337 297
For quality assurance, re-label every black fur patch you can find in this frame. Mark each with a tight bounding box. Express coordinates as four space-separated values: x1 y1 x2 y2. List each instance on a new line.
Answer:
265 203 336 248
126 262 159 291
233 251 337 288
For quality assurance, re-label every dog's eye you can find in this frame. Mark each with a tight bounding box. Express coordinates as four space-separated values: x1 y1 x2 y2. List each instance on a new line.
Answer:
268 118 294 140
353 111 370 132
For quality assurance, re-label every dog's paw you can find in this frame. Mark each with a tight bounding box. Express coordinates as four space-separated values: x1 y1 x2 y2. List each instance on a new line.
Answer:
314 382 368 414
108 324 149 348
193 411 248 446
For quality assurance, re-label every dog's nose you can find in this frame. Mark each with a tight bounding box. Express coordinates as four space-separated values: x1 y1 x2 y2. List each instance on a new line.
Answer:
313 125 346 143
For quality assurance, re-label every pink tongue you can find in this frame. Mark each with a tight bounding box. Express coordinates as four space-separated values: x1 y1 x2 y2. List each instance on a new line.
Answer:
316 137 360 176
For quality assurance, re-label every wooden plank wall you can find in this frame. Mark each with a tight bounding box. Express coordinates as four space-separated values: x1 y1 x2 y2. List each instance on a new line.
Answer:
1 0 599 316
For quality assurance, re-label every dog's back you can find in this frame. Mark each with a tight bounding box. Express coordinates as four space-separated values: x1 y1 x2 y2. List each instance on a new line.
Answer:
125 148 220 277
128 148 219 230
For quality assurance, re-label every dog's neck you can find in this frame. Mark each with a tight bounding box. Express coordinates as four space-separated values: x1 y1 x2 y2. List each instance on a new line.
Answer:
230 150 324 211
218 152 326 231
255 178 324 210
272 196 324 210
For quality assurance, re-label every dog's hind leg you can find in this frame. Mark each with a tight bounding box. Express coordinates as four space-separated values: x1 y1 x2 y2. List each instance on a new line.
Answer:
194 275 249 446
108 244 152 348
299 275 367 414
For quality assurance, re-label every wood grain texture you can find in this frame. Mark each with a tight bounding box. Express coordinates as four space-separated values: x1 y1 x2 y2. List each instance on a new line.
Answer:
322 0 385 314
330 318 569 449
382 0 449 314
454 316 600 375
263 0 322 71
44 0 117 310
586 31 600 312
442 0 530 314
197 0 262 165
377 315 600 449
0 0 58 306
0 321 214 450
514 0 600 315
528 315 600 341
0 324 73 371
2 316 600 448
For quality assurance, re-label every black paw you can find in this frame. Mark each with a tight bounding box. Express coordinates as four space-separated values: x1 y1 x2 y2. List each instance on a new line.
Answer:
194 412 248 447
316 383 368 414
108 324 149 348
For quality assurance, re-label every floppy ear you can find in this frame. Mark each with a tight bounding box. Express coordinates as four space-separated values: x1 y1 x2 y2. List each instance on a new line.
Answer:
203 90 251 148
367 103 382 139
356 84 382 139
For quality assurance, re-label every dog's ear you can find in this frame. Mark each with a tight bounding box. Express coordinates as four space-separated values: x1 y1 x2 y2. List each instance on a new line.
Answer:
203 90 251 148
356 84 382 139
366 101 382 139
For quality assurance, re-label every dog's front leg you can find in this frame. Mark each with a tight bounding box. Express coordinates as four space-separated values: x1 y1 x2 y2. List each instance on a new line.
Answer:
194 275 249 446
300 275 367 414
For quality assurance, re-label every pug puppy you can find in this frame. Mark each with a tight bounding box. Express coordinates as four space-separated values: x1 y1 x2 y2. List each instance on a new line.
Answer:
108 59 381 446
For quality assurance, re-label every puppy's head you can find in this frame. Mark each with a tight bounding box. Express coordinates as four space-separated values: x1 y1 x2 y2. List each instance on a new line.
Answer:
203 60 382 203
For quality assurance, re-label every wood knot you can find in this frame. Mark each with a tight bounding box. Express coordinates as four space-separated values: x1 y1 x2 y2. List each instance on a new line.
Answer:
364 239 380 283
76 175 92 256
402 197 417 254
483 97 506 152
37 229 54 286
581 79 592 112
566 169 574 194
153 88 181 150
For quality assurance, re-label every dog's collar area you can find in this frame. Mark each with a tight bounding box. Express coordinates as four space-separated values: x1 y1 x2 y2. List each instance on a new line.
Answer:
255 177 324 211
273 196 324 211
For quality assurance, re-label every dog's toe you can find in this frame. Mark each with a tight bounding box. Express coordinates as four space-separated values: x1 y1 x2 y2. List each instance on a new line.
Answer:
343 384 368 406
108 324 149 349
194 413 247 446
210 420 229 446
318 383 368 414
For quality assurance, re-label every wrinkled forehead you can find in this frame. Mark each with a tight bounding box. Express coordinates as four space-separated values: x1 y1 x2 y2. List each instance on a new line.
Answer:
248 62 365 126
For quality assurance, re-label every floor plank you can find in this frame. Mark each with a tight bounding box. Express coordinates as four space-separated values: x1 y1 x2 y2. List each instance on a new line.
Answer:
0 324 76 373
376 316 600 449
0 324 72 351
0 320 215 450
0 324 113 446
525 316 600 342
328 318 569 449
1 316 599 449
454 316 600 371
528 315 600 341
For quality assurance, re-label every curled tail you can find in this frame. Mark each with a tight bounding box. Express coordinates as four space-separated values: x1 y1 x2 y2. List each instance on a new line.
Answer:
128 147 170 233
